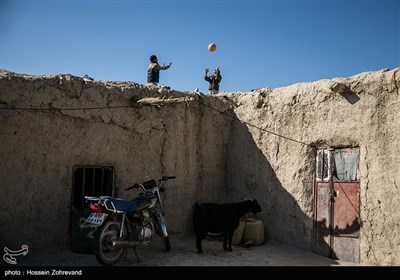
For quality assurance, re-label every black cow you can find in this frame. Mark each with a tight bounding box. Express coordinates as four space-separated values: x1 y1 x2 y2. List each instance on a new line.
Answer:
192 199 262 253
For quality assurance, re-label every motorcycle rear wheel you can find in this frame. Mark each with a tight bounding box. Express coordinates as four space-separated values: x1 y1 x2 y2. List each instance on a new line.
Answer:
94 220 127 266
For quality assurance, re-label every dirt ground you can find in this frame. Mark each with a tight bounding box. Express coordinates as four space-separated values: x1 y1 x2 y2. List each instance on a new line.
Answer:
10 235 357 267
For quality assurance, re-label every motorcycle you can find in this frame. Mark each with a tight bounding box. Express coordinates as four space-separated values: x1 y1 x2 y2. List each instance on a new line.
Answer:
84 175 175 266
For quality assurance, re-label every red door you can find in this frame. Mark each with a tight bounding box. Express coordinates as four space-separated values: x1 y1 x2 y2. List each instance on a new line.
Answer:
314 148 360 263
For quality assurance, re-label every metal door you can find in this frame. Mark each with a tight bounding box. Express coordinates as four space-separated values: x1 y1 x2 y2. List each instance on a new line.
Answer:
314 148 360 263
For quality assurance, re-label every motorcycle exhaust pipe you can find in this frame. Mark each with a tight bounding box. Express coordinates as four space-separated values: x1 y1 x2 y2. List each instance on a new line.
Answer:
109 240 140 247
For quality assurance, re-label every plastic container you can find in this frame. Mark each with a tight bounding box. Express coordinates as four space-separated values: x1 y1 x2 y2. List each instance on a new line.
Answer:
242 219 265 245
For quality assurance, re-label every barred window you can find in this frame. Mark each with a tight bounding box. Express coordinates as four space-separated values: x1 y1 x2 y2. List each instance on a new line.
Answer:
72 166 114 209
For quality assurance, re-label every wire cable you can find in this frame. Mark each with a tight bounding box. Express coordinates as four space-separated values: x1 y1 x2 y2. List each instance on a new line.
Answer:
0 97 315 147
193 98 316 148
0 105 131 111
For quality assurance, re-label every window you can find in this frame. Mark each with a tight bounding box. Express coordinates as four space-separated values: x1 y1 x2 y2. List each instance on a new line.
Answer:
316 148 359 182
333 149 359 181
72 166 114 209
316 149 331 182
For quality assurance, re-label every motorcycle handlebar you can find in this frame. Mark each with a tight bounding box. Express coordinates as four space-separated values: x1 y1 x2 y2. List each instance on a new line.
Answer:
161 176 176 181
126 176 176 191
125 183 141 191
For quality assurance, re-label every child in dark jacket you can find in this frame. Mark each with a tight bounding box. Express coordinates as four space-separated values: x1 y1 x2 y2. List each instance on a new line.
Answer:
204 67 222 94
147 55 172 86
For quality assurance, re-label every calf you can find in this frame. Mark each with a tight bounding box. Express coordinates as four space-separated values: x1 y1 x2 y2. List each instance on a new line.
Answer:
192 199 262 253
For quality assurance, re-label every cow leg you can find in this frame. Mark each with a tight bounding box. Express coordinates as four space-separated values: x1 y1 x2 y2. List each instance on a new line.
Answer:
223 230 228 251
195 232 204 254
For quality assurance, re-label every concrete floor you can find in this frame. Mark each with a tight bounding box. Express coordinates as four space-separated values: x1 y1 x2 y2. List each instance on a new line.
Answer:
9 235 357 267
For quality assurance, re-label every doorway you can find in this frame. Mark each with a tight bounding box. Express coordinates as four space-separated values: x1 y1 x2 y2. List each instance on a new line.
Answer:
314 148 360 263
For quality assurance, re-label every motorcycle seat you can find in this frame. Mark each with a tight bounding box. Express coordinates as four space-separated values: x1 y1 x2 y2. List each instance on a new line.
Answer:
106 198 139 212
105 192 155 212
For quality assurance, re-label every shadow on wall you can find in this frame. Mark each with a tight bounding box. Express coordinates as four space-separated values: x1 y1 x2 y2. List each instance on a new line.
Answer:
224 114 358 263
225 115 311 247
315 217 360 260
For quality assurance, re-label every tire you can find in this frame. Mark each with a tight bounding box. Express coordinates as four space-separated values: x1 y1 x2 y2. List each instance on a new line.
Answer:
94 219 127 266
155 213 171 251
161 236 171 251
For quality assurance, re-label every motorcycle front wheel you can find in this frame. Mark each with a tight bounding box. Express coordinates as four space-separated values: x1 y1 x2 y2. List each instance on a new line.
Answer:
161 236 171 251
94 219 128 266
155 214 171 251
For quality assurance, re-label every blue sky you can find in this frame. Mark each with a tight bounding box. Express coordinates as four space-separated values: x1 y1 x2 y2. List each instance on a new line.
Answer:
1 0 399 93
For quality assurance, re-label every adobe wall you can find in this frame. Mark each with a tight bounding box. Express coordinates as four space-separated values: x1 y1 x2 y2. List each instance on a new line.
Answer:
1 68 399 265
0 72 233 250
225 68 399 265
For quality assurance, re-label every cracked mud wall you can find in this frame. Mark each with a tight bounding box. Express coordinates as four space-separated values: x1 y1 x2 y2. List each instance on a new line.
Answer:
1 68 399 265
225 68 400 265
0 71 232 250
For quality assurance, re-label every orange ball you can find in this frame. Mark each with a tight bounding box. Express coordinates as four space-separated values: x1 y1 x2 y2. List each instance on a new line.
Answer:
208 43 217 52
